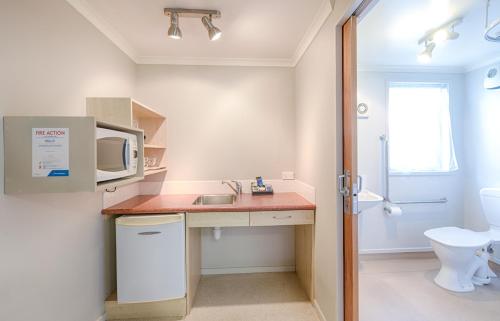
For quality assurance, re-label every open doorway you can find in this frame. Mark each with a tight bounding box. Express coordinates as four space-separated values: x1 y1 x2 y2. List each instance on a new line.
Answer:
350 0 500 320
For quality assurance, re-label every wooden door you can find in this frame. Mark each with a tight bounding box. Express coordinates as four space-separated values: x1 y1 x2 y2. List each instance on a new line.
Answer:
342 15 358 321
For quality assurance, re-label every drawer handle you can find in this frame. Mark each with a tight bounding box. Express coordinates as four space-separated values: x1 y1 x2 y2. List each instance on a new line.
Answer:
272 215 292 220
138 231 161 236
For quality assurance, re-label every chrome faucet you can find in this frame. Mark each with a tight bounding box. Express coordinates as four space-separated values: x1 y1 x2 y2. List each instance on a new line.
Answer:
222 180 242 195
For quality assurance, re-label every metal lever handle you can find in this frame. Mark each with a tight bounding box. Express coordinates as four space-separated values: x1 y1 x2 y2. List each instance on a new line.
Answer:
357 175 363 192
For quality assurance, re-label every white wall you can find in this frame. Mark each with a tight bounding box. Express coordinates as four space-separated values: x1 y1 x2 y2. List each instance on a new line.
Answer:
357 70 466 253
134 65 297 273
0 1 135 321
135 65 295 181
294 10 344 321
464 64 500 231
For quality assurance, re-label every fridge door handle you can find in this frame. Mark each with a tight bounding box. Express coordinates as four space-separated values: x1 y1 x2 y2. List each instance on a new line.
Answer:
137 231 162 236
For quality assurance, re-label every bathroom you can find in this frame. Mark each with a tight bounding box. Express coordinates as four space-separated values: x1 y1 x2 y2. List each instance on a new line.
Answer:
356 0 500 320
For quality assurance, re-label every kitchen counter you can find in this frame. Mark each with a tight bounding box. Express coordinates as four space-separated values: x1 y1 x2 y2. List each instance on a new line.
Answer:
101 192 315 215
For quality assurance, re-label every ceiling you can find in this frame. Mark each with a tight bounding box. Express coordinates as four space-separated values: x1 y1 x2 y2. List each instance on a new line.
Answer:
358 0 500 71
66 0 331 66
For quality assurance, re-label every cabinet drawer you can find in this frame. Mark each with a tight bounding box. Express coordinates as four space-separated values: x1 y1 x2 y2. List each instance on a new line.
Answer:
187 212 249 227
250 210 314 226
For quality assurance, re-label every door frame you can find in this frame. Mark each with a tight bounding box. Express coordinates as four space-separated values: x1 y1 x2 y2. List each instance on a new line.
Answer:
341 2 376 321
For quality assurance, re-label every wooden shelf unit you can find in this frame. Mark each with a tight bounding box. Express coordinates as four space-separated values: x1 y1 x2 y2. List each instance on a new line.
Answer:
87 98 167 181
3 116 144 194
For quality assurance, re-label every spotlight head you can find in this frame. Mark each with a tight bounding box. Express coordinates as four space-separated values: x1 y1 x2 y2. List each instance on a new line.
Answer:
432 29 449 43
168 12 182 39
202 15 222 41
448 30 460 40
418 42 435 64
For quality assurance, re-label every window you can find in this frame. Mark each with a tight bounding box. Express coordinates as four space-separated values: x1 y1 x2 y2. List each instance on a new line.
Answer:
388 82 458 173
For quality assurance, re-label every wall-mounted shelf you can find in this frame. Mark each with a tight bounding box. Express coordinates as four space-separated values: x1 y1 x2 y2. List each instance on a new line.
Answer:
87 97 167 182
3 116 144 194
144 144 166 149
144 167 168 177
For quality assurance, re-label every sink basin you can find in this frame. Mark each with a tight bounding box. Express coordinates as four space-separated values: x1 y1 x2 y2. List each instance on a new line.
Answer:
192 194 236 205
358 190 384 213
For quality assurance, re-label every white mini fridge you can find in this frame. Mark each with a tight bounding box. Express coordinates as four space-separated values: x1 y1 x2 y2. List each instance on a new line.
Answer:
116 214 186 303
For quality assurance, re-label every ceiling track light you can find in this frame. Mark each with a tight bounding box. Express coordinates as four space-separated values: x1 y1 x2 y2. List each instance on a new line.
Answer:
418 41 436 64
164 8 222 41
416 17 462 63
167 12 182 39
418 17 463 45
202 15 222 41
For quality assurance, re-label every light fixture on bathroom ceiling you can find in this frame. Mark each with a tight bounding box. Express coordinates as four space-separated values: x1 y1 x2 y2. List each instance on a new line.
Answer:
417 17 462 63
418 41 436 64
202 16 222 41
484 0 500 42
164 8 222 41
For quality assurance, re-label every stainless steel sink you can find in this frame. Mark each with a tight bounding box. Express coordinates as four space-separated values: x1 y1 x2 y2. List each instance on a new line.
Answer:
192 194 236 205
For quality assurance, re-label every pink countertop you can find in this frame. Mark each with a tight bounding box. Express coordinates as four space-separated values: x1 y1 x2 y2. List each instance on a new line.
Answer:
102 192 315 215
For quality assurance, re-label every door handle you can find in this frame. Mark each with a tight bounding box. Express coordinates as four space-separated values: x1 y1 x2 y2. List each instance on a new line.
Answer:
338 170 350 197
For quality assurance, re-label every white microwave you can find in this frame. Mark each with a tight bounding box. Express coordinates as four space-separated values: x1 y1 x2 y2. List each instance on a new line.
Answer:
96 127 138 183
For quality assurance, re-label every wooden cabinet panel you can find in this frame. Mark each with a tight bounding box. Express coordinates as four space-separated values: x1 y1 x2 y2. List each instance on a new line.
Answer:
250 210 314 226
187 212 250 227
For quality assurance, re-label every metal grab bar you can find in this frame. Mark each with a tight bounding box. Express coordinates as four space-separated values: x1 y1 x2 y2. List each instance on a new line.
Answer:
379 135 448 205
392 198 448 205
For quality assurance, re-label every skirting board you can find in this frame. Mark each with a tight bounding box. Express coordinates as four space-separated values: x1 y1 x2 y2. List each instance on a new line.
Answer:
313 300 327 321
359 247 433 255
201 265 295 275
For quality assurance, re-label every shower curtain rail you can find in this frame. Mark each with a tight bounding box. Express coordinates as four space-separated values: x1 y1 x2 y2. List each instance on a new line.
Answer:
379 135 448 205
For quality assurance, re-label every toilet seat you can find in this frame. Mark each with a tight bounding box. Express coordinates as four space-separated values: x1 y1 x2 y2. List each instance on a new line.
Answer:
425 227 490 248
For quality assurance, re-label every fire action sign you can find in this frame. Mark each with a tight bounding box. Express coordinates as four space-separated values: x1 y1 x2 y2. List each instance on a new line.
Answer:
32 128 69 177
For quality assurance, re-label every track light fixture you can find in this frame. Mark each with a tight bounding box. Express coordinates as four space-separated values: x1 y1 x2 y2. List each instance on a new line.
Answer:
418 41 436 64
202 15 222 41
167 12 182 39
164 8 222 41
417 17 462 63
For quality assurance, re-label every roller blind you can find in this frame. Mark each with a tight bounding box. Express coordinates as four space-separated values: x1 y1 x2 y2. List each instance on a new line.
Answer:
388 82 458 173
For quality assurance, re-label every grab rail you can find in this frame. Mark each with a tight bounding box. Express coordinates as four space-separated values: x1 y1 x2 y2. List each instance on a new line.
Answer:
379 135 448 205
392 198 448 205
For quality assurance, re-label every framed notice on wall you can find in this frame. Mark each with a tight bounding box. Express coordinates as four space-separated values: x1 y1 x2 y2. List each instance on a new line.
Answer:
32 128 70 177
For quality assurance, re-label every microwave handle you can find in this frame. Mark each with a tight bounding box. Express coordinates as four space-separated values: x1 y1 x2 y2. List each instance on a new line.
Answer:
123 140 130 168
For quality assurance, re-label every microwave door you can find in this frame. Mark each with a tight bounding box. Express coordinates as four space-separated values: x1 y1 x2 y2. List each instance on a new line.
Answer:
97 137 127 173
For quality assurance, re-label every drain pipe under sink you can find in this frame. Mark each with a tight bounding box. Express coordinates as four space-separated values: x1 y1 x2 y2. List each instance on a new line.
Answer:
213 227 222 240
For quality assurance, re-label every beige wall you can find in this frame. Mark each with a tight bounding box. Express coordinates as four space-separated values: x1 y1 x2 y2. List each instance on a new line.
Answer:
295 0 355 320
0 1 135 321
135 65 295 181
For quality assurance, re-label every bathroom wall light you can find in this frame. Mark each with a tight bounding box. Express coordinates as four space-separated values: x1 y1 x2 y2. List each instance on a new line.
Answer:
164 8 222 41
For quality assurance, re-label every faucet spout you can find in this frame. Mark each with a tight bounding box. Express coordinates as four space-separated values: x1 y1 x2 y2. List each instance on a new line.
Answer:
222 180 242 195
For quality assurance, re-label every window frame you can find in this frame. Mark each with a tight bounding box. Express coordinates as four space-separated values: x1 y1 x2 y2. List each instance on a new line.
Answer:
385 81 459 176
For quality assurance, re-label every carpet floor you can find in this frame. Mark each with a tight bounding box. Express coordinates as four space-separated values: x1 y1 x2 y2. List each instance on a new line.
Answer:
184 272 320 321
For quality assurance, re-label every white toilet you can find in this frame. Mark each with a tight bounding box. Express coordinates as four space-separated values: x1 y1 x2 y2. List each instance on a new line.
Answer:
424 188 500 292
